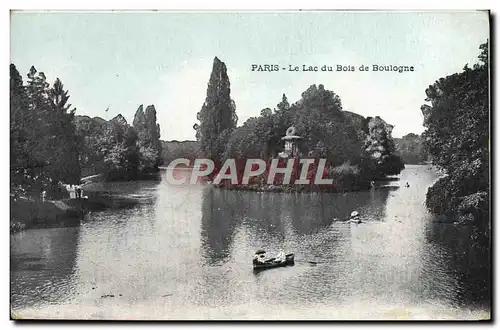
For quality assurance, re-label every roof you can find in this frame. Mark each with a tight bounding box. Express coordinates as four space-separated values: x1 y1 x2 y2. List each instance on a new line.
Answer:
281 135 303 141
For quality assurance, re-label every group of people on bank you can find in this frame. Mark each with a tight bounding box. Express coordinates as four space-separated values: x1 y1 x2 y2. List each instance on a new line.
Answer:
64 184 86 200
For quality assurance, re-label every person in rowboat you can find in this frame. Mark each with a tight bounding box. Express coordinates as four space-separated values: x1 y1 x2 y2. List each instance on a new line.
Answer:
274 250 286 263
253 250 267 265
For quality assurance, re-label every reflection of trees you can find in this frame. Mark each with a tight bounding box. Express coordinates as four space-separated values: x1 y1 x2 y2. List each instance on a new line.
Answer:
198 187 395 306
424 221 491 308
201 189 291 266
200 188 392 260
364 188 392 220
287 189 390 235
282 189 392 303
245 193 285 239
200 188 241 265
10 227 80 309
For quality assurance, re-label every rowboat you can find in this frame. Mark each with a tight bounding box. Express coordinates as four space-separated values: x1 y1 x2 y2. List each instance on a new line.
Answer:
252 250 295 271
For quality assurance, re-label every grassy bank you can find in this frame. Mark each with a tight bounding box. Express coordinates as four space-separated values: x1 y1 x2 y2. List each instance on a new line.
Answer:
10 197 83 233
10 193 139 233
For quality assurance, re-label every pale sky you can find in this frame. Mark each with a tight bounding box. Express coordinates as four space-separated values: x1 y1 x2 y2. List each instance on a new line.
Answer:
10 11 489 140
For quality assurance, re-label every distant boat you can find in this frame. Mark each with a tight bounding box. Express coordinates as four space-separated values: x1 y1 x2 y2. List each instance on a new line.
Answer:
345 211 362 224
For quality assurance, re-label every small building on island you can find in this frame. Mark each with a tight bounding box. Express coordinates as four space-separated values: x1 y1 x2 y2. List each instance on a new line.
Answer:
279 126 303 159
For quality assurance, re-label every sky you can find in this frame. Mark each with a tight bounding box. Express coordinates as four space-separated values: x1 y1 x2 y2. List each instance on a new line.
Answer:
10 11 489 140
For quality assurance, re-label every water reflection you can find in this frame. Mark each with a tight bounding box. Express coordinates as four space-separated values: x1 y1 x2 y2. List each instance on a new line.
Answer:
10 227 80 309
424 221 491 308
10 166 491 319
200 189 240 265
200 187 391 242
198 185 393 307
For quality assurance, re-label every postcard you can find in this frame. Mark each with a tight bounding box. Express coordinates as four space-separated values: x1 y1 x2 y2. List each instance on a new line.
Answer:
10 10 491 321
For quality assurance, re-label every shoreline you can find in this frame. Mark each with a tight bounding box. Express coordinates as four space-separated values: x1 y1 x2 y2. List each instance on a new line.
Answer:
210 177 401 194
211 183 371 194
10 193 140 234
10 169 163 233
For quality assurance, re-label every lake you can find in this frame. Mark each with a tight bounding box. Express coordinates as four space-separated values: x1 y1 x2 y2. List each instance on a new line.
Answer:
10 165 491 320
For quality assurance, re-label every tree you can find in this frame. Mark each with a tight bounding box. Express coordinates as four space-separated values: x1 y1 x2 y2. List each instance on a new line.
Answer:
75 105 162 181
11 65 81 197
26 66 50 111
223 117 268 161
50 78 72 112
276 93 290 112
363 116 404 177
394 133 428 165
101 114 139 180
196 57 238 161
260 108 272 117
74 115 107 175
222 94 295 162
10 64 32 191
46 78 81 185
133 104 146 129
25 66 52 175
144 105 162 167
133 104 162 171
219 78 408 191
343 111 368 141
421 41 489 228
10 64 27 165
292 84 361 166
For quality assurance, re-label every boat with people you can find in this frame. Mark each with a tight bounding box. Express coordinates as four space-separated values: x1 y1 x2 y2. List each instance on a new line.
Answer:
346 210 362 224
332 210 364 224
252 249 295 271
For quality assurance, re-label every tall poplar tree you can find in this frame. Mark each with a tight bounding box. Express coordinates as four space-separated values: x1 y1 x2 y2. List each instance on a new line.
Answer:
196 57 237 161
133 104 162 171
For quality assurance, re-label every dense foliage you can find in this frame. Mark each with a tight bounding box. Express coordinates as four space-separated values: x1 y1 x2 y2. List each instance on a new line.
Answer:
362 116 405 178
75 106 163 181
133 105 163 172
194 58 404 191
394 133 428 165
10 64 164 199
10 64 81 198
293 85 361 165
421 41 489 228
161 140 200 165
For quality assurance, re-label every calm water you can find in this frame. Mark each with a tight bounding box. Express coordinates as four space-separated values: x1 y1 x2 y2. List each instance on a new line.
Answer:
10 165 490 320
